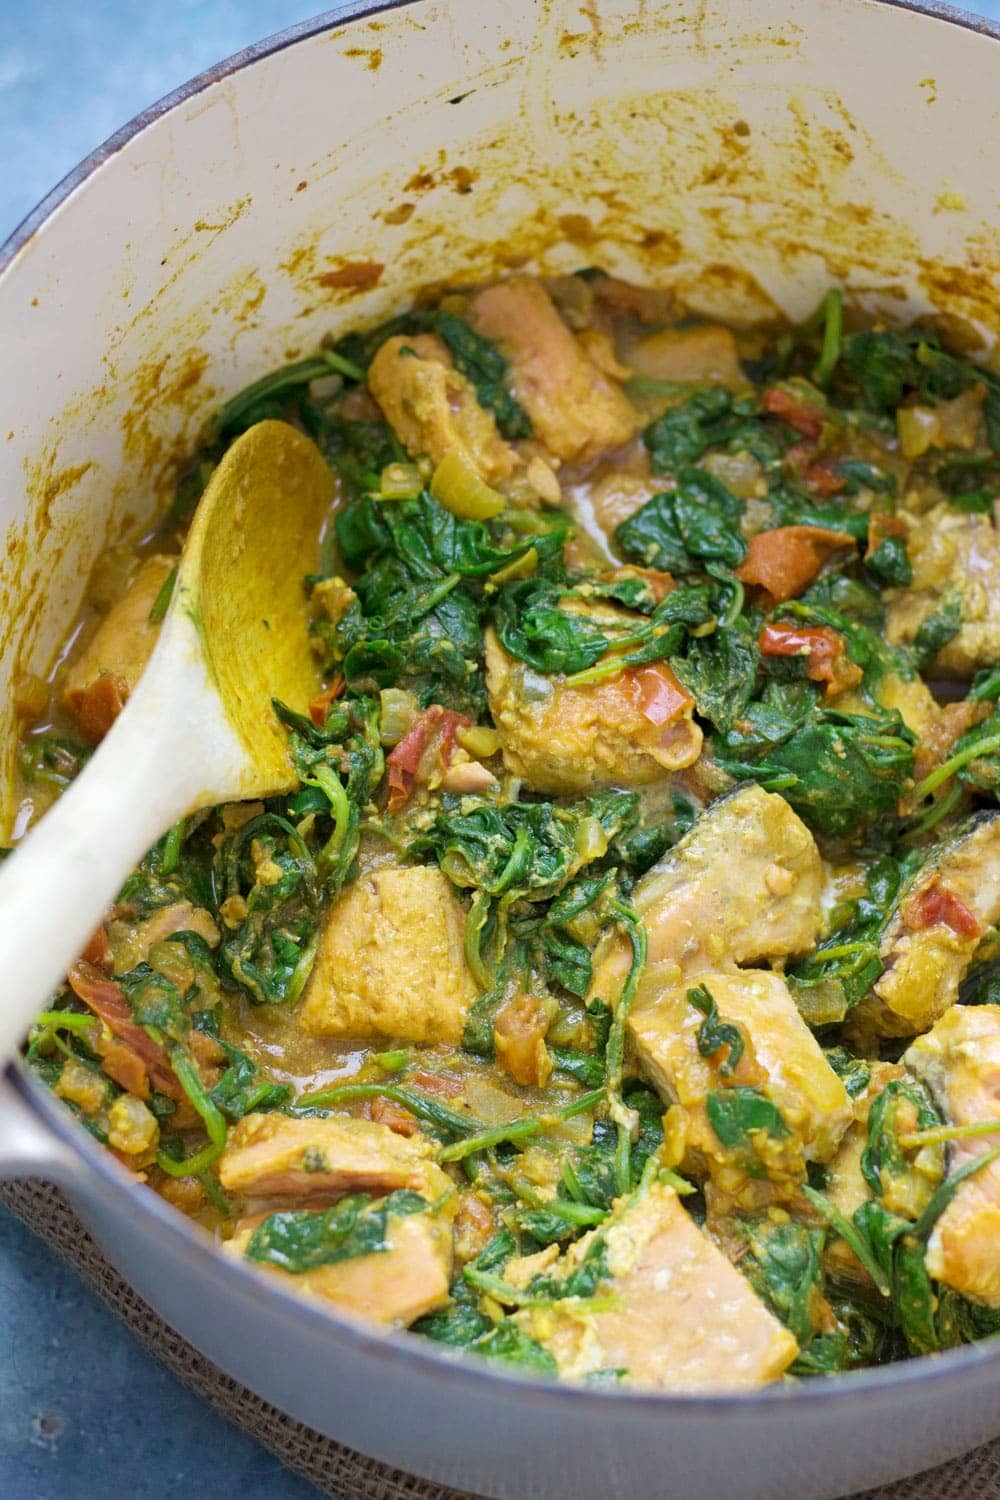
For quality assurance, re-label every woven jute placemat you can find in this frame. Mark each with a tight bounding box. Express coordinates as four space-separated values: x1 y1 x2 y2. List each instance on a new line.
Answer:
2 1178 998 1500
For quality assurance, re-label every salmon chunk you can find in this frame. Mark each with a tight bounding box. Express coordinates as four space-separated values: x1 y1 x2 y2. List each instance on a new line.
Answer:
904 1005 1000 1306
64 554 176 741
886 504 1000 676
467 277 638 463
226 1194 454 1327
627 324 748 391
851 814 1000 1039
629 970 852 1207
515 1181 798 1389
367 333 516 485
298 865 478 1044
588 784 824 1009
218 1113 436 1200
485 626 702 795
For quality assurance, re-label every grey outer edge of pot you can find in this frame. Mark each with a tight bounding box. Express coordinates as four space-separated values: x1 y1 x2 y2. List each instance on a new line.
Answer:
4 4 1000 1498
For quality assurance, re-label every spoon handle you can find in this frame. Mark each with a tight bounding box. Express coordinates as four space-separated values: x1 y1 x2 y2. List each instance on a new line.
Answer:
0 690 197 1062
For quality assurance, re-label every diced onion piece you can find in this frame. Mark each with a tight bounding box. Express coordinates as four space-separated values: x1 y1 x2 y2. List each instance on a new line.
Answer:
379 461 423 500
897 405 942 460
457 724 501 758
896 387 984 461
379 687 420 747
430 446 505 520
574 815 608 861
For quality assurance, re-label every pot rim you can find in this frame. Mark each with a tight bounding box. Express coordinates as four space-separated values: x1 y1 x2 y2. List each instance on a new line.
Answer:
5 0 1000 1423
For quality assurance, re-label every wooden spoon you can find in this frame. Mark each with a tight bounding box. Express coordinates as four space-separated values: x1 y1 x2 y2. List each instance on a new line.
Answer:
0 419 333 1059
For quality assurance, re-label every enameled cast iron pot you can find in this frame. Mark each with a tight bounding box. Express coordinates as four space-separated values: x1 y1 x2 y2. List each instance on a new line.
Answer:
3 3 1000 1494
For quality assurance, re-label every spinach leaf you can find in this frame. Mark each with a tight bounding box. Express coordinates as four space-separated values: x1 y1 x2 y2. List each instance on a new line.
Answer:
824 1046 872 1099
910 592 962 673
18 735 92 790
410 793 638 904
433 311 532 439
839 329 989 413
788 854 915 1020
706 1087 790 1149
738 1218 824 1348
861 1078 941 1200
209 1038 293 1120
245 1189 429 1273
687 983 744 1077
492 577 610 675
717 708 915 841
866 534 912 588
615 469 746 574
117 965 188 1044
946 706 1000 798
472 1323 557 1375
719 678 818 753
671 616 760 732
642 387 754 472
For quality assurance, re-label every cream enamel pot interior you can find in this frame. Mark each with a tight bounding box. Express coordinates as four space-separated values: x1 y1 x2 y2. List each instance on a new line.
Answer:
3 3 1000 1495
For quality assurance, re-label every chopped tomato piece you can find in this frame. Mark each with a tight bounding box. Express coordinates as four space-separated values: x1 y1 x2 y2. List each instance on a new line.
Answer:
761 385 825 441
66 672 129 743
407 1068 465 1100
67 960 181 1099
308 674 345 728
370 1096 420 1137
759 622 862 697
803 461 845 496
100 1039 150 1098
385 706 470 811
81 923 112 972
737 526 855 604
908 882 982 940
625 663 695 728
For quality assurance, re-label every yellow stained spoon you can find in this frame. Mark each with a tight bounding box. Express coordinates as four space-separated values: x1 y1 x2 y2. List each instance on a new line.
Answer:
0 419 333 1058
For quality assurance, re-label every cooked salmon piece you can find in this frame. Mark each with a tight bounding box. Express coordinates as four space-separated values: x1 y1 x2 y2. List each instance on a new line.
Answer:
588 784 824 1009
886 503 1000 676
484 626 702 796
226 1193 454 1327
627 323 748 391
218 1114 436 1200
850 814 1000 1040
467 277 638 463
64 554 177 741
367 333 516 485
629 969 852 1208
516 1180 798 1389
904 1005 1000 1306
298 865 478 1045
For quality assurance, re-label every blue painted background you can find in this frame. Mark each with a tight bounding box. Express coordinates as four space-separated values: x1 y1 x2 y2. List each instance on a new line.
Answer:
3 1 1000 1496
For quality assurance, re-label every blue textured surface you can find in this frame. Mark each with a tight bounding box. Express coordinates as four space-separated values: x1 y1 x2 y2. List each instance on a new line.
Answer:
4 2 1000 1499
0 1209 321 1500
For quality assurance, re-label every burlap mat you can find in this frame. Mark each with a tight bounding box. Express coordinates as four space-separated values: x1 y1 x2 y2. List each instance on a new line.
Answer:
1 1178 998 1500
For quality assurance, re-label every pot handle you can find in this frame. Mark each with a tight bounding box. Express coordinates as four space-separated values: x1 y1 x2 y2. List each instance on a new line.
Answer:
0 1067 77 1182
